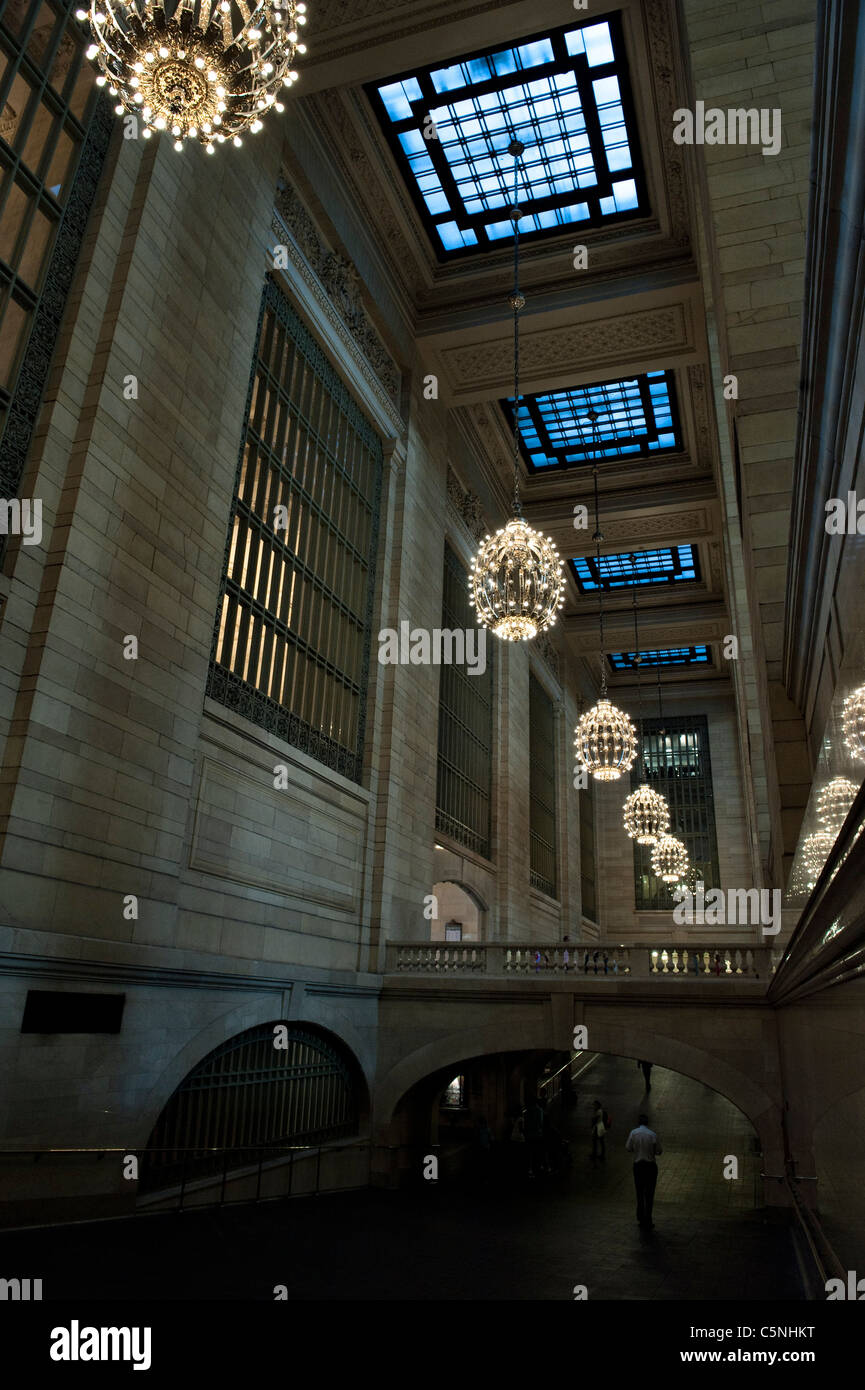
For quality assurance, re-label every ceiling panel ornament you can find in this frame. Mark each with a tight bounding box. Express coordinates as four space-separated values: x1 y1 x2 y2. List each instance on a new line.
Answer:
273 175 403 408
441 303 693 397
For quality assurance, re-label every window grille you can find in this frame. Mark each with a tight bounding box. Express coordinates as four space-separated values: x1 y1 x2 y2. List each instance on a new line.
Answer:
529 673 557 897
0 0 112 512
633 715 720 909
571 544 699 593
508 370 680 471
141 1023 359 1192
435 543 493 857
207 277 383 783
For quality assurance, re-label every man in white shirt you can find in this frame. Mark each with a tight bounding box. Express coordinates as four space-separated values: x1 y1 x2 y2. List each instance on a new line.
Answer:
625 1114 662 1228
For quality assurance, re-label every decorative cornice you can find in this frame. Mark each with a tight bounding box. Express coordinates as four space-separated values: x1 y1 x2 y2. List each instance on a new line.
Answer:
643 0 692 248
440 303 694 398
273 175 403 411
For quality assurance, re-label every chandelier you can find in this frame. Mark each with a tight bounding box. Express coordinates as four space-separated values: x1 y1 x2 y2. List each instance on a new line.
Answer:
651 833 689 883
75 0 308 152
622 596 670 841
623 783 670 843
816 776 858 832
842 684 865 762
801 829 834 883
575 698 638 782
469 139 564 641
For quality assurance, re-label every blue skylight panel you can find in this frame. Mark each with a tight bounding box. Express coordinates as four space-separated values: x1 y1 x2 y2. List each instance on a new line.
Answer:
570 545 699 593
506 370 681 469
609 646 711 671
369 14 645 255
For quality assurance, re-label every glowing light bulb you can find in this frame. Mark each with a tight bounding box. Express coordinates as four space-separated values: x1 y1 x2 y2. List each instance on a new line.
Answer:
233 135 242 147
174 139 183 151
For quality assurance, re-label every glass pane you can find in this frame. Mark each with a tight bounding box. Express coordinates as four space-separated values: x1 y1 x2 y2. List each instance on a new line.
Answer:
0 175 30 266
1 69 37 149
0 292 31 389
21 96 58 175
16 198 54 287
2 0 34 39
63 43 91 119
25 2 62 72
44 122 76 201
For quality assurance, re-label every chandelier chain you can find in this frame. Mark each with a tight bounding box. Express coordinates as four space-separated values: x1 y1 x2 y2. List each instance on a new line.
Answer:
590 420 606 696
511 143 522 517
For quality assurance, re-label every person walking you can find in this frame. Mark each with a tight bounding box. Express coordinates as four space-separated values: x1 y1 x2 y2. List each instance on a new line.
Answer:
590 1100 607 1165
638 1059 653 1091
625 1114 662 1228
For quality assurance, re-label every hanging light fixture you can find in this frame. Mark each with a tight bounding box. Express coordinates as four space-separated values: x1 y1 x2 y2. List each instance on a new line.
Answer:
842 684 865 762
75 0 308 152
623 591 670 842
573 415 638 781
651 833 690 884
469 139 565 641
801 829 835 884
817 776 858 832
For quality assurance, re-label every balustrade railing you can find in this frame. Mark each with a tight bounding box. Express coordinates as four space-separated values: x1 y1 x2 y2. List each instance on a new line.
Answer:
385 942 777 979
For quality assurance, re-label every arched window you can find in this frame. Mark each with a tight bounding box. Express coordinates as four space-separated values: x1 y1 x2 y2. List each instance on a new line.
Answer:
141 1023 361 1191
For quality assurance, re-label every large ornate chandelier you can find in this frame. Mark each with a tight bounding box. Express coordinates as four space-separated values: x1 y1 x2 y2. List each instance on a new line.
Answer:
651 833 689 884
622 598 670 841
842 684 865 762
469 139 565 641
75 0 308 152
817 776 858 832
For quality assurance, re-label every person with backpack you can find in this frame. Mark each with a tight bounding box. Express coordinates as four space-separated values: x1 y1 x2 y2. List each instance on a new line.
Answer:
590 1099 611 1164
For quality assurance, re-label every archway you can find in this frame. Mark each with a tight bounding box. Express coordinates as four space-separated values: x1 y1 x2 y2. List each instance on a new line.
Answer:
141 1021 367 1192
430 880 488 941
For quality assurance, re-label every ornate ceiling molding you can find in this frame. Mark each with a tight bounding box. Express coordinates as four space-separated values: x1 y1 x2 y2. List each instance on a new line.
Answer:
643 0 692 249
440 302 694 399
272 176 404 426
446 465 487 543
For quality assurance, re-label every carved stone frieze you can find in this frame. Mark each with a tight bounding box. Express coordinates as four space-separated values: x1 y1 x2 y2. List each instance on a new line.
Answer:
442 304 693 396
534 628 562 684
273 176 402 406
643 0 692 248
446 466 487 542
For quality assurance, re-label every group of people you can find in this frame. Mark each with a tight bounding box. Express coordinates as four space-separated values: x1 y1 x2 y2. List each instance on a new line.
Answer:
507 1096 571 1176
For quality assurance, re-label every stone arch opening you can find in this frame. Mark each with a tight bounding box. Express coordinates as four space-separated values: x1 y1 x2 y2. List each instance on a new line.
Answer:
141 1020 369 1192
430 880 488 941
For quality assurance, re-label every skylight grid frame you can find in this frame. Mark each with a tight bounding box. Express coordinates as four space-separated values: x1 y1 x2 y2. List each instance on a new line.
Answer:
570 544 700 593
504 369 681 472
608 645 712 671
367 11 648 258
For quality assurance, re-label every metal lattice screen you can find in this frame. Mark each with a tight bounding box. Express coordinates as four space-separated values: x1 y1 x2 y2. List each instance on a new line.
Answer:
435 543 493 857
0 0 111 510
633 714 720 909
580 771 596 921
141 1024 360 1192
529 673 557 897
207 277 383 783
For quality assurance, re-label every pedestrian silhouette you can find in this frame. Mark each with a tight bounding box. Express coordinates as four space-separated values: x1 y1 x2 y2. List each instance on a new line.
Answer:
625 1113 662 1228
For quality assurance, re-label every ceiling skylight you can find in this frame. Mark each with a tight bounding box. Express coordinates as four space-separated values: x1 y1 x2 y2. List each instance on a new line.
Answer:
368 14 646 255
571 545 699 593
609 646 711 671
505 370 680 470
